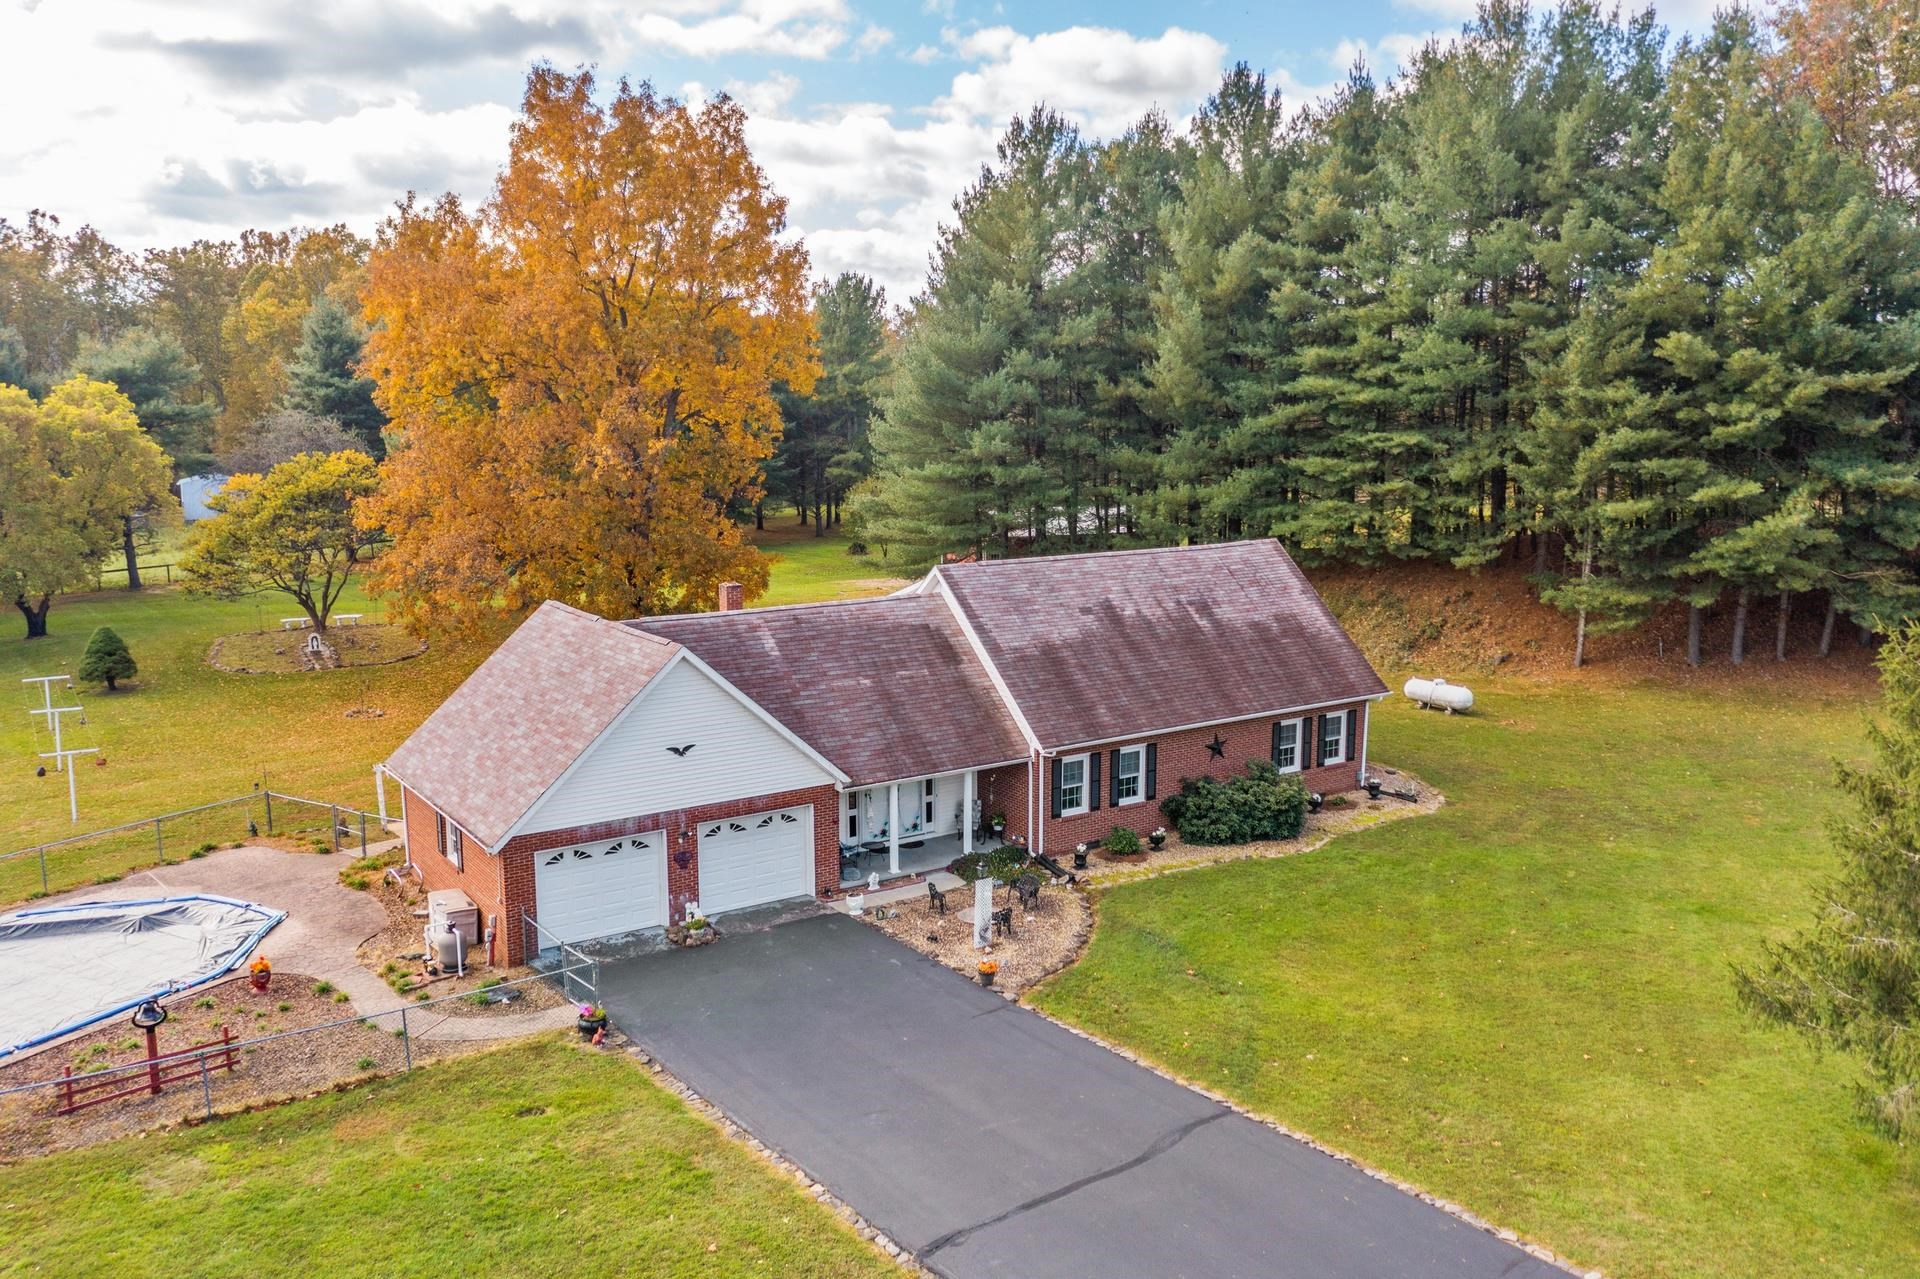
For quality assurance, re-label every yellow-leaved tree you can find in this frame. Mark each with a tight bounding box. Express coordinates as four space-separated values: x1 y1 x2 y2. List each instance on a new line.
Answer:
358 67 817 634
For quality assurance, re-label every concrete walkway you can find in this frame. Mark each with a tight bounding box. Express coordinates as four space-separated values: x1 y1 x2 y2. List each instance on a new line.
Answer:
599 913 1571 1279
30 845 570 1043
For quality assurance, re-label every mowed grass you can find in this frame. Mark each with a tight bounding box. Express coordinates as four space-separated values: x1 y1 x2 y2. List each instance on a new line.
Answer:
751 520 906 606
1031 678 1920 1277
0 524 891 901
0 1038 897 1279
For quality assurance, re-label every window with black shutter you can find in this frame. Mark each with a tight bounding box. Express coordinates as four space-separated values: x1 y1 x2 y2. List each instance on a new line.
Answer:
1050 757 1064 818
1144 743 1157 799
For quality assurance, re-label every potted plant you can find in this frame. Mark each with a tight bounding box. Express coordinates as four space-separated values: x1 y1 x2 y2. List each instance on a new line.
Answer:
686 915 709 933
977 959 999 988
988 811 1007 838
1307 791 1325 813
1104 826 1143 857
248 954 272 992
577 1003 609 1038
1365 777 1383 800
1147 826 1167 851
1072 842 1089 870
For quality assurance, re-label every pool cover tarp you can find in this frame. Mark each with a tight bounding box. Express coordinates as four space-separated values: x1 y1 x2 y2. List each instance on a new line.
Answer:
0 895 285 1058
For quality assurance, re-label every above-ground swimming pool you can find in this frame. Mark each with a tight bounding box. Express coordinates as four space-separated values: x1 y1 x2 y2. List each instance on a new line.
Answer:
0 895 285 1059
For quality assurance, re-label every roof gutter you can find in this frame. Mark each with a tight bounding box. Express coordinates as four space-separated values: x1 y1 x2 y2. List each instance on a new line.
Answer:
1039 689 1392 756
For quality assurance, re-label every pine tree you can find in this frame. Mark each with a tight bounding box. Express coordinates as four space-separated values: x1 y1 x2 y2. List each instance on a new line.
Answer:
855 109 1101 566
78 625 136 691
69 327 216 473
1145 65 1295 544
1734 623 1920 1138
283 296 385 455
771 274 889 534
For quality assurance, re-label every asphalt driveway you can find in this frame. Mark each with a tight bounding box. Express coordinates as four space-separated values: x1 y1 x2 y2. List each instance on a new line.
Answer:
596 913 1567 1279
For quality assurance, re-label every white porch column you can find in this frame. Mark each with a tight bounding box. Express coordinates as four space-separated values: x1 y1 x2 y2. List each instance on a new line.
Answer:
375 765 388 826
962 769 976 855
888 783 901 875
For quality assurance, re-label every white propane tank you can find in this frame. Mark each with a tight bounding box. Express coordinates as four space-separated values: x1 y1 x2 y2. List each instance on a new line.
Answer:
1404 676 1474 714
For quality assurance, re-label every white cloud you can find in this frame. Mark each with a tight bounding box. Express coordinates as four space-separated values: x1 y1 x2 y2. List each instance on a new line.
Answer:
854 23 892 55
935 25 1227 135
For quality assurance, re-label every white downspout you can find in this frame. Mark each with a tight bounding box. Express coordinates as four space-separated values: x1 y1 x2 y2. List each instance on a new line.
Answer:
375 764 389 827
1356 704 1370 787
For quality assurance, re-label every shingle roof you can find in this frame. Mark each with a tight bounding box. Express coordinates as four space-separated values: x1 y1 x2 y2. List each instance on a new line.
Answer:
933 540 1387 748
385 601 679 848
628 594 1029 787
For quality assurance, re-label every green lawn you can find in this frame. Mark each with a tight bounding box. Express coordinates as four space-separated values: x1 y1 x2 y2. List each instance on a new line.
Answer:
0 1038 896 1279
751 519 906 606
0 524 890 900
1031 677 1920 1278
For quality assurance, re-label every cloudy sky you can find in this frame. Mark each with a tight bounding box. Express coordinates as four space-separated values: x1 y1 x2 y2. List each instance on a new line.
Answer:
3 0 1727 304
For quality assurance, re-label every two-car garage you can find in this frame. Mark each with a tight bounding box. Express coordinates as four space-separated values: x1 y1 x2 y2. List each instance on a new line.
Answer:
531 806 815 945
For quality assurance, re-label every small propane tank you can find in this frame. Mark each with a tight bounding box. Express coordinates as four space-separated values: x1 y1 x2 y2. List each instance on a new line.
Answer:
1403 676 1474 714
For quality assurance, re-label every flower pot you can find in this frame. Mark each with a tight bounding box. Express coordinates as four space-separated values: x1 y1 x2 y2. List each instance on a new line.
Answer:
249 971 270 993
1365 779 1382 800
1072 850 1088 869
1147 833 1165 851
978 969 996 988
577 1015 608 1039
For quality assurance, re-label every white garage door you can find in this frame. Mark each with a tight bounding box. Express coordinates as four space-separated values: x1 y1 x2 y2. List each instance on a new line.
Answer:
697 805 813 915
534 831 665 944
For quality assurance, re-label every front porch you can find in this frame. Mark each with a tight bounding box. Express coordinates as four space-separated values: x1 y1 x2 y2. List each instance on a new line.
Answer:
838 830 970 887
837 768 1014 888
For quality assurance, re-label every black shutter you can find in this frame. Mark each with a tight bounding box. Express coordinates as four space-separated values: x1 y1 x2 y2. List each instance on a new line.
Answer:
1089 752 1102 811
1144 743 1157 800
1110 749 1122 806
1271 721 1283 766
1050 757 1063 818
1346 709 1359 765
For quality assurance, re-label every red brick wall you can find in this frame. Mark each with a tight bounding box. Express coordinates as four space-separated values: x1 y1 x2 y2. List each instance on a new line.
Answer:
977 761 1033 845
1038 703 1371 856
400 785 509 965
496 781 842 960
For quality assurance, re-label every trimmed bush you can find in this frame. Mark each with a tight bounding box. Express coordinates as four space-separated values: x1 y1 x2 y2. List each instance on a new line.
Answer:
1103 826 1143 855
1160 760 1310 845
78 626 137 691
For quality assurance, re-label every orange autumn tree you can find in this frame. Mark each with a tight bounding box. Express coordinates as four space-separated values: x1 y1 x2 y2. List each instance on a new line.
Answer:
358 67 816 634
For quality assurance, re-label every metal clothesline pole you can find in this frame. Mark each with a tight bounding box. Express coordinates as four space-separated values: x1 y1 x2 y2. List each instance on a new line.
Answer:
39 747 99 823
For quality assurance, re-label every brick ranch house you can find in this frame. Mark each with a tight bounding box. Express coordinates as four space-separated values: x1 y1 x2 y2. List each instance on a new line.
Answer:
382 540 1388 964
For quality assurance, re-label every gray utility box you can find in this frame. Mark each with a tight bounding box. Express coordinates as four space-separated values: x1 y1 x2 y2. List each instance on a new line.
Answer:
426 889 481 946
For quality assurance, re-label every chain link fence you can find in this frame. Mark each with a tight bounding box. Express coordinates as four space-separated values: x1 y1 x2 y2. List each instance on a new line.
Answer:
1 791 388 905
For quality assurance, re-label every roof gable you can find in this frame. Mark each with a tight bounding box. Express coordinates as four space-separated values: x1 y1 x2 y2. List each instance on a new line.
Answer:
629 593 1029 785
934 540 1387 748
384 601 678 848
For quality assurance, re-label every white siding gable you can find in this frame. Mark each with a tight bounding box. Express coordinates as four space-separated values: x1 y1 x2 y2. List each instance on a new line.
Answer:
519 659 833 835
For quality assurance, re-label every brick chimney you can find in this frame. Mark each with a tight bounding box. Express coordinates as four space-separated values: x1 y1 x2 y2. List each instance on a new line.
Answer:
717 581 745 612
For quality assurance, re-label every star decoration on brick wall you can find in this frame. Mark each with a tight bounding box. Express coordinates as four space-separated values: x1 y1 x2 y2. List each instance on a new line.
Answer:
1205 733 1227 759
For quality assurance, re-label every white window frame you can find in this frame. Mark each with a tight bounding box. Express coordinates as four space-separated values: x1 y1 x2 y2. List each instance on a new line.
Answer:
1319 714 1347 768
1274 719 1304 775
1113 745 1146 805
438 812 463 870
1058 753 1090 816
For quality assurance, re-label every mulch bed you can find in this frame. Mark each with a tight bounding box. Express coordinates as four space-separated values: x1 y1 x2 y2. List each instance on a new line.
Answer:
860 765 1442 996
352 867 568 1017
0 971 454 1161
1074 764 1443 884
867 878 1091 996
